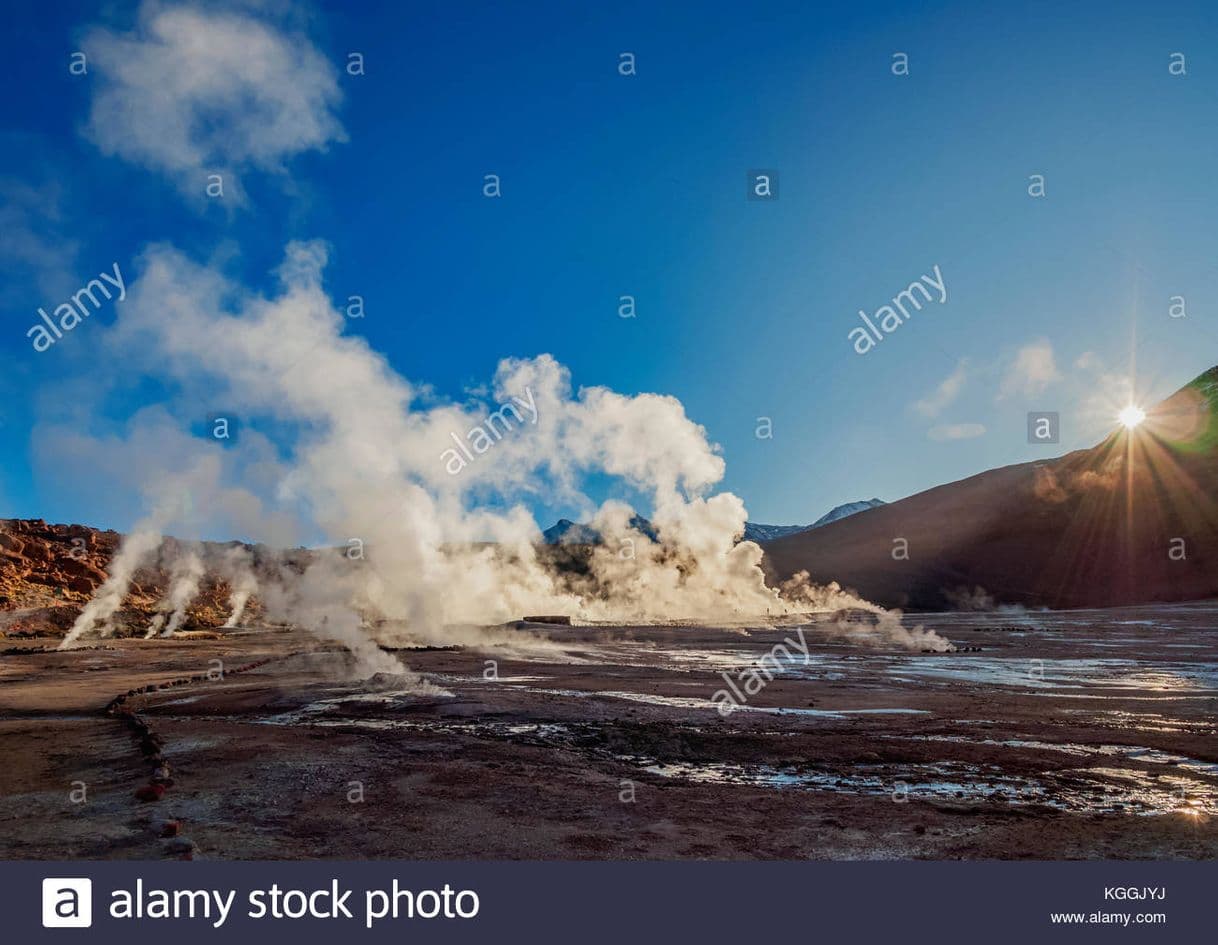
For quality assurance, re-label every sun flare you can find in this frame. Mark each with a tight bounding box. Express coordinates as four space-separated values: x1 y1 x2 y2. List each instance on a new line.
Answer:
1118 405 1146 429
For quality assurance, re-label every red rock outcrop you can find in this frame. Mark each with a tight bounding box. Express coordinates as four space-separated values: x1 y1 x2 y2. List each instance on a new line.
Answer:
0 519 267 639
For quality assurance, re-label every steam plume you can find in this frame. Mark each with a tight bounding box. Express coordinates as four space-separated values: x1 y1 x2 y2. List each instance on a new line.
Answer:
61 522 163 648
218 546 258 628
57 241 947 665
159 549 204 636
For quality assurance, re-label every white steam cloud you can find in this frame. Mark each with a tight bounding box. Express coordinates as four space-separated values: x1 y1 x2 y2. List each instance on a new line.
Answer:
56 241 950 665
218 546 258 628
158 548 205 636
62 517 163 647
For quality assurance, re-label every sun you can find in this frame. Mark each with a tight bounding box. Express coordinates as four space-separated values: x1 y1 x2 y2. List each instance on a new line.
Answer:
1118 405 1146 429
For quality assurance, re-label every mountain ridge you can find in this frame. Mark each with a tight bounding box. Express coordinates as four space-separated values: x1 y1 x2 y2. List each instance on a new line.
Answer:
741 499 886 543
542 499 886 547
764 365 1218 610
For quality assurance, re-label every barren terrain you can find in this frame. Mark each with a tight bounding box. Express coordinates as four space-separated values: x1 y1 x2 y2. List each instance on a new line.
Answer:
2 607 1215 860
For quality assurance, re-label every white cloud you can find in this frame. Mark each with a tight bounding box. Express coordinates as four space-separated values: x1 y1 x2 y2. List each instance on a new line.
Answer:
999 338 1060 399
914 358 969 418
0 176 80 302
81 1 345 201
928 423 986 441
1074 351 1100 371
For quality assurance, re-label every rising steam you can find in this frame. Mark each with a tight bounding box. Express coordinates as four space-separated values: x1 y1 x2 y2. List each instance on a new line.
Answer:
159 549 204 636
56 242 950 664
61 518 164 648
218 546 258 628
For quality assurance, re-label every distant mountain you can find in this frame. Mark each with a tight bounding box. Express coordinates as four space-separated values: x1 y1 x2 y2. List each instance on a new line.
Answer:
764 367 1218 610
544 500 886 546
742 499 885 544
740 522 808 543
541 519 601 545
810 498 886 528
542 515 657 545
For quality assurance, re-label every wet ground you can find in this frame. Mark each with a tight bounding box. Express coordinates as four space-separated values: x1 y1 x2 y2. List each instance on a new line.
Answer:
0 604 1216 859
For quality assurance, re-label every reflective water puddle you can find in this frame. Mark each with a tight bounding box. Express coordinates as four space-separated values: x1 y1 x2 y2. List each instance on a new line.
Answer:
631 758 1218 815
506 685 929 717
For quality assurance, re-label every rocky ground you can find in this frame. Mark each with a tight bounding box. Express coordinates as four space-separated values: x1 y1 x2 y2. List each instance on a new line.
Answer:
1 519 118 632
1 610 1215 860
0 518 272 639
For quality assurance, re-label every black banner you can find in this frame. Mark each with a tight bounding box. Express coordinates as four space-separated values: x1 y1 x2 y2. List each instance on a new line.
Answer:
18 861 1207 942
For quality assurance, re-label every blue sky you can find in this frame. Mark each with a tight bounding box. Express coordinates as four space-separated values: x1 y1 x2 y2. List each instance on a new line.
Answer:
3 0 1218 533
